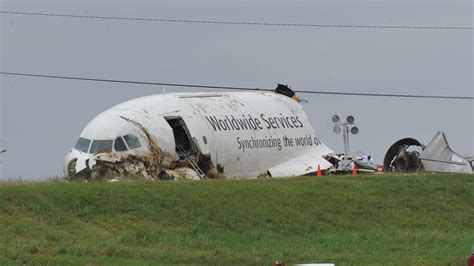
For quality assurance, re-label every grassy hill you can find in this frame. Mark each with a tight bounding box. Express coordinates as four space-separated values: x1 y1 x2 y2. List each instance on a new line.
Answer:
0 174 472 265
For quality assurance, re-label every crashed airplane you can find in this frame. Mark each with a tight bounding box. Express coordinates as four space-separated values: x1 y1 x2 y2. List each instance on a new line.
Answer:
64 85 334 180
383 131 473 174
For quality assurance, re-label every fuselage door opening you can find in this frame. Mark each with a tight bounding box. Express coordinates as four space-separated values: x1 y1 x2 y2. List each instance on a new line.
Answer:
164 116 194 157
164 116 211 179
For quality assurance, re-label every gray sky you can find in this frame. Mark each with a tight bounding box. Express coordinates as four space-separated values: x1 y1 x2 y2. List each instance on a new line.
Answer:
0 0 472 180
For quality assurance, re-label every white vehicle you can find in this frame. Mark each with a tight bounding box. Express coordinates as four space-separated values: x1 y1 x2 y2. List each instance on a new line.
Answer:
64 85 334 180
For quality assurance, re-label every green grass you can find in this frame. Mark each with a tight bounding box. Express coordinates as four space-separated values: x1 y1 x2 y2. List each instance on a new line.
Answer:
0 173 472 265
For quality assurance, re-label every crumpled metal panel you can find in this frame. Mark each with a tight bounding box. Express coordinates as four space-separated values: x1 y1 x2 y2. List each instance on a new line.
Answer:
268 148 333 177
419 131 473 174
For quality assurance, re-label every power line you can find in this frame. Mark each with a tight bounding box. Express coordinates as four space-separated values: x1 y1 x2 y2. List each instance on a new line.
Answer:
0 72 263 91
1 10 472 30
1 71 472 100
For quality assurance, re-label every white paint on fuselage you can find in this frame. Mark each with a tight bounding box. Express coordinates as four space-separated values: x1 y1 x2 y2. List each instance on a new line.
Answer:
65 91 333 178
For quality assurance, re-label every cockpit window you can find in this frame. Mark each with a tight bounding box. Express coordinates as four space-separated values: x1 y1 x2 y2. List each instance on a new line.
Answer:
74 138 91 153
123 134 141 149
89 140 113 154
114 137 128 152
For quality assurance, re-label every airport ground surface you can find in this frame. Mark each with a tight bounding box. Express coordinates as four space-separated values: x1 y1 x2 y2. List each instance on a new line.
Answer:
0 173 472 265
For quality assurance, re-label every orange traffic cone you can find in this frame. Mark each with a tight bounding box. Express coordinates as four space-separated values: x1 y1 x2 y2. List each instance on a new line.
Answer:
317 164 322 176
352 163 357 176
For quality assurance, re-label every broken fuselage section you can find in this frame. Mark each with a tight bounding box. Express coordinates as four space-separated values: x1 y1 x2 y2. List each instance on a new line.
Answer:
383 131 473 174
64 88 334 180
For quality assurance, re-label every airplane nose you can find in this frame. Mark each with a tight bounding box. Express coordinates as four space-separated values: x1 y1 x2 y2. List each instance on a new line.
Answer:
65 157 78 178
64 151 95 178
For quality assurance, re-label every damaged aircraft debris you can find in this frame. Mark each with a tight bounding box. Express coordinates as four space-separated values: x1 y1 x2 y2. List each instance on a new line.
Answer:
383 131 473 174
64 85 334 180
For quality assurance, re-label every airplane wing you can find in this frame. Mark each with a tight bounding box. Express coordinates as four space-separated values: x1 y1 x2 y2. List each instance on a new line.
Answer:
268 148 333 177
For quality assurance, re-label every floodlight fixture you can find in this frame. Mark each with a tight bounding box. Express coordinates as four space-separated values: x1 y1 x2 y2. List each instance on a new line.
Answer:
346 115 355 124
331 115 359 155
351 127 359 135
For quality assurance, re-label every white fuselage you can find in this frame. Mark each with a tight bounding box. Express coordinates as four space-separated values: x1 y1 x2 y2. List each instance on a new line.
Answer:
65 91 333 178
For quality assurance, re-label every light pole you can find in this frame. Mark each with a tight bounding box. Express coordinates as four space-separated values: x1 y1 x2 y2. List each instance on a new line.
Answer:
332 115 359 156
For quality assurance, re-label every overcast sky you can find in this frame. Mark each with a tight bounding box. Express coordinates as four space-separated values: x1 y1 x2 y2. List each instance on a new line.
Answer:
0 0 472 180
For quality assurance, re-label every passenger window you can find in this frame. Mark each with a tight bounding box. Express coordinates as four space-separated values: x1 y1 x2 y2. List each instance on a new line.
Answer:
74 138 91 153
114 137 128 152
89 140 113 154
124 134 141 149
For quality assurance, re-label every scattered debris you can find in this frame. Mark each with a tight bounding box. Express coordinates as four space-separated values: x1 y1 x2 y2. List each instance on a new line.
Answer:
383 138 423 172
325 153 376 175
165 167 202 180
419 131 473 174
384 131 473 174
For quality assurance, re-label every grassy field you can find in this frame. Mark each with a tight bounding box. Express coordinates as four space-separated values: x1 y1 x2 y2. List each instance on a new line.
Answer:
0 173 472 265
